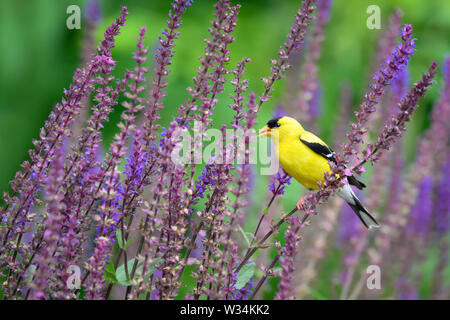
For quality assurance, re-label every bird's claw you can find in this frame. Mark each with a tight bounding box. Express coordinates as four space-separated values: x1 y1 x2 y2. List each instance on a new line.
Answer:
296 197 306 211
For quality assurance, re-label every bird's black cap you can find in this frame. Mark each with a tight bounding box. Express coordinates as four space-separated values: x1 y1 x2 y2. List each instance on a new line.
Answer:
267 117 282 129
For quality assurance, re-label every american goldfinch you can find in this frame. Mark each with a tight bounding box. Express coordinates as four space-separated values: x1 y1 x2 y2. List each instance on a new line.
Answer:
259 116 379 229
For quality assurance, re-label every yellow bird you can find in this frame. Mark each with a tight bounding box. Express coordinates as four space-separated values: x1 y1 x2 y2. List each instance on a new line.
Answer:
259 116 379 229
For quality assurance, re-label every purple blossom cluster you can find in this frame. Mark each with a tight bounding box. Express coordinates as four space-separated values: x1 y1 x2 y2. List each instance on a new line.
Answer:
276 217 302 300
294 0 331 126
268 169 292 196
0 0 446 301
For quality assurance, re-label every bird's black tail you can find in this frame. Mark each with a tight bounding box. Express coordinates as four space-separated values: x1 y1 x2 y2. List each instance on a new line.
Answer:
348 175 367 190
338 184 380 229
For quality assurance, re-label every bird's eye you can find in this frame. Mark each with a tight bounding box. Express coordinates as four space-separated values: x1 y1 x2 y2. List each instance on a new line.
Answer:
276 123 281 127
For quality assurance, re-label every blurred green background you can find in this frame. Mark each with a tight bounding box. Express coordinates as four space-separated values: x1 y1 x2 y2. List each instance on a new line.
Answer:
0 0 448 194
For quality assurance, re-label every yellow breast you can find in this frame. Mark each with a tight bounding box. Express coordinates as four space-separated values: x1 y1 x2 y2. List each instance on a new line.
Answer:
275 139 331 190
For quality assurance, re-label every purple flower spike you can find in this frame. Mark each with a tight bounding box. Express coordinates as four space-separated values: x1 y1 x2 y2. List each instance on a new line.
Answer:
230 57 251 131
257 0 318 112
85 0 102 24
396 277 419 300
374 9 403 70
276 217 302 300
268 168 292 196
391 67 410 100
337 201 361 246
0 7 129 299
31 145 66 300
85 22 148 300
408 175 433 235
346 24 416 160
141 0 191 149
364 62 438 167
296 0 331 123
434 160 450 236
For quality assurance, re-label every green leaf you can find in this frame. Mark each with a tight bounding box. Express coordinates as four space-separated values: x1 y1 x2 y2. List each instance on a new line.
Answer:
235 262 256 290
116 258 137 286
123 237 133 249
116 229 124 248
77 286 86 300
116 229 133 249
263 207 269 215
104 260 118 284
114 257 163 287
26 265 36 284
238 225 251 247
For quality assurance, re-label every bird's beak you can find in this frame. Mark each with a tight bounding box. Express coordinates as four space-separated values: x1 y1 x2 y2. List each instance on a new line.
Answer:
259 125 271 137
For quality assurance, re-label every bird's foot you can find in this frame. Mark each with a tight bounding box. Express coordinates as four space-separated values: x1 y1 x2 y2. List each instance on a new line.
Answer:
296 197 307 211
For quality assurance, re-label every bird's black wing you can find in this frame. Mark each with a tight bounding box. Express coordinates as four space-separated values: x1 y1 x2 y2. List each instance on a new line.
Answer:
299 138 337 164
299 138 366 190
